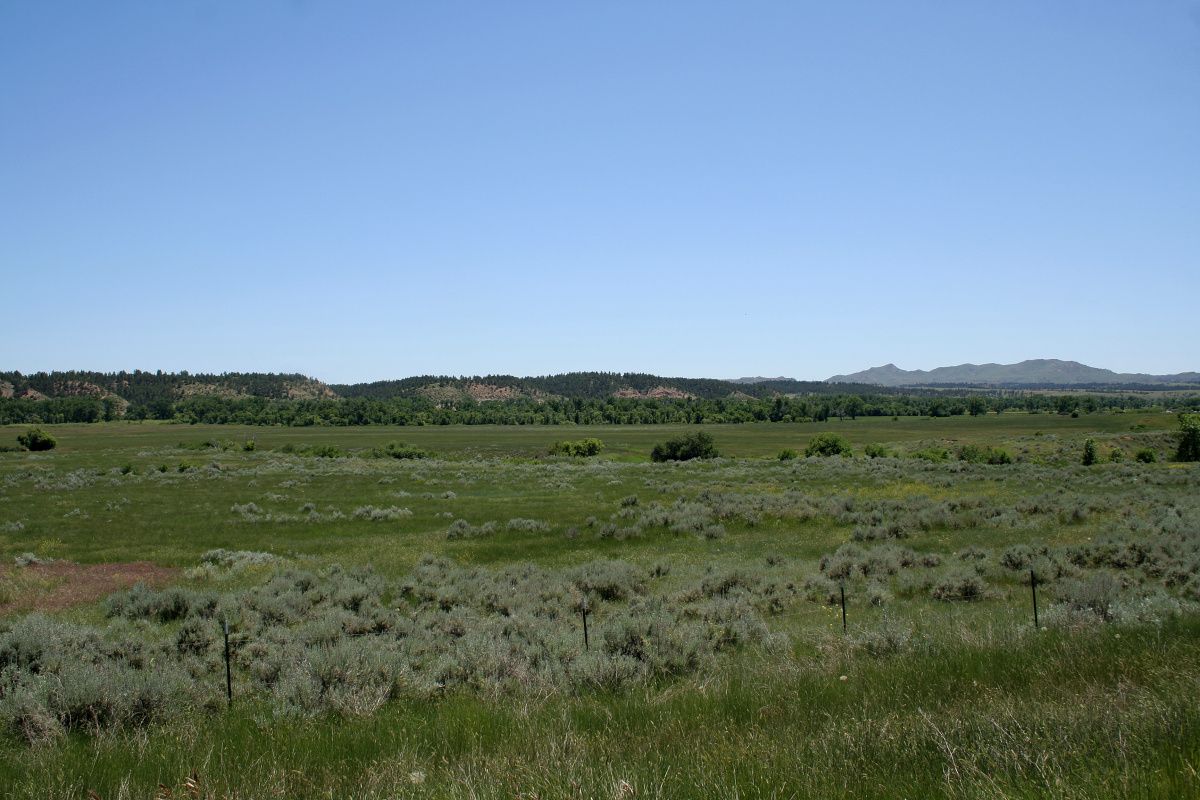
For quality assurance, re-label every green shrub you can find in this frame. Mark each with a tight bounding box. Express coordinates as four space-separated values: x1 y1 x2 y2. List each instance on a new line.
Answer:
548 438 604 457
909 446 950 462
863 443 889 459
986 448 1013 465
279 443 343 458
1176 412 1200 462
370 441 428 459
957 444 1012 465
776 448 799 461
1135 448 1157 464
16 428 56 452
650 431 719 462
1081 438 1098 466
1108 448 1124 463
804 433 851 458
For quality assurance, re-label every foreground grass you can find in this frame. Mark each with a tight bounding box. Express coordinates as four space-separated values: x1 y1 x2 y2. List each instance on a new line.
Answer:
2 620 1196 799
1 417 1197 798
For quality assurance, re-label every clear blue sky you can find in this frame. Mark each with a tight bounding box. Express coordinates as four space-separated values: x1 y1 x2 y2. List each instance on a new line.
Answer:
3 1 1198 383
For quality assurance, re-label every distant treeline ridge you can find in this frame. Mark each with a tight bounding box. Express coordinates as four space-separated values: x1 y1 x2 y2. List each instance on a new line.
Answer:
1 391 1194 427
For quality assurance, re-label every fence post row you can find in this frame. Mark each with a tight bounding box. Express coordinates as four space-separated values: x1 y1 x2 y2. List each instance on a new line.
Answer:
212 573 1052 705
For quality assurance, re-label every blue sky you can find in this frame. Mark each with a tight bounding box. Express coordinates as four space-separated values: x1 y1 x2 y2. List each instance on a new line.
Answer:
3 1 1198 383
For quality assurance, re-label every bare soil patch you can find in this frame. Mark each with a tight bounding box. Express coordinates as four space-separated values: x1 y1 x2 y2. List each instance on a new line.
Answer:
613 386 697 400
0 561 178 615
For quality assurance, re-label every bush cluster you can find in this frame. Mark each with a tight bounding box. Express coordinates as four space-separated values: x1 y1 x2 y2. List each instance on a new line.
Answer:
368 441 429 460
650 431 719 462
548 438 604 457
16 428 56 451
278 443 342 458
957 444 1013 465
804 433 851 458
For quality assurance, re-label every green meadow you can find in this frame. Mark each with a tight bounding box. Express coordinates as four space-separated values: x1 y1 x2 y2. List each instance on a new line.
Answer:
0 412 1197 798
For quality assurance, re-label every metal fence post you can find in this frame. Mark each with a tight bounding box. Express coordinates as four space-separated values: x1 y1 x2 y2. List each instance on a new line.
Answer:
1031 569 1039 629
839 580 847 632
581 595 590 651
224 619 233 704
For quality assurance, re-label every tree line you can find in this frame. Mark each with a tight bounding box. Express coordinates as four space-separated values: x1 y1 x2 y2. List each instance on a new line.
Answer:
1 391 1193 427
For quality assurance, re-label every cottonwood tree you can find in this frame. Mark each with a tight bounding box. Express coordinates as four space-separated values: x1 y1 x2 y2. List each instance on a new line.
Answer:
1176 412 1200 462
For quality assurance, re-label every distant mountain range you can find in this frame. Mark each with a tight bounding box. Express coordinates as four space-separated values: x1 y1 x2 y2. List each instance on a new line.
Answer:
825 360 1200 387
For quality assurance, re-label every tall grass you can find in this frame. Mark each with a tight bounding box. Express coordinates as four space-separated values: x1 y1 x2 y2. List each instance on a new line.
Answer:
1 620 1195 799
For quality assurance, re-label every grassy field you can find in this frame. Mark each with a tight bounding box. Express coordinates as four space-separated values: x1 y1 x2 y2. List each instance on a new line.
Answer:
0 412 1197 798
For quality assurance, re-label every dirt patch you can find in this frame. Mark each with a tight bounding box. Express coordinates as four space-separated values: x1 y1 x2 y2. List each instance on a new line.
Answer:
613 386 698 400
176 379 337 402
50 379 109 398
0 561 179 616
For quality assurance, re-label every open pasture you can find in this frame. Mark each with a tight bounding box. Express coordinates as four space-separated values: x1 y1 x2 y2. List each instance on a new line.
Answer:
0 413 1197 798
0 412 1182 570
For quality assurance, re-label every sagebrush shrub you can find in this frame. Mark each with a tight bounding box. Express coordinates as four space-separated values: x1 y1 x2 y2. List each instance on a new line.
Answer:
930 570 986 601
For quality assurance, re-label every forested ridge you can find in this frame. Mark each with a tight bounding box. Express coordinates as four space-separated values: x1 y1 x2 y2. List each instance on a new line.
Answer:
2 369 1195 427
331 371 911 401
0 370 324 406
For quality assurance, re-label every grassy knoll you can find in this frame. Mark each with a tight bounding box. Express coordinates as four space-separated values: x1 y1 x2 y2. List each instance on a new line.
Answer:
0 413 1197 798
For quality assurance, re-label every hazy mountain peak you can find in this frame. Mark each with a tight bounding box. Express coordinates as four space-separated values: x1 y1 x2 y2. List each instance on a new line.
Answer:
826 360 1200 387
